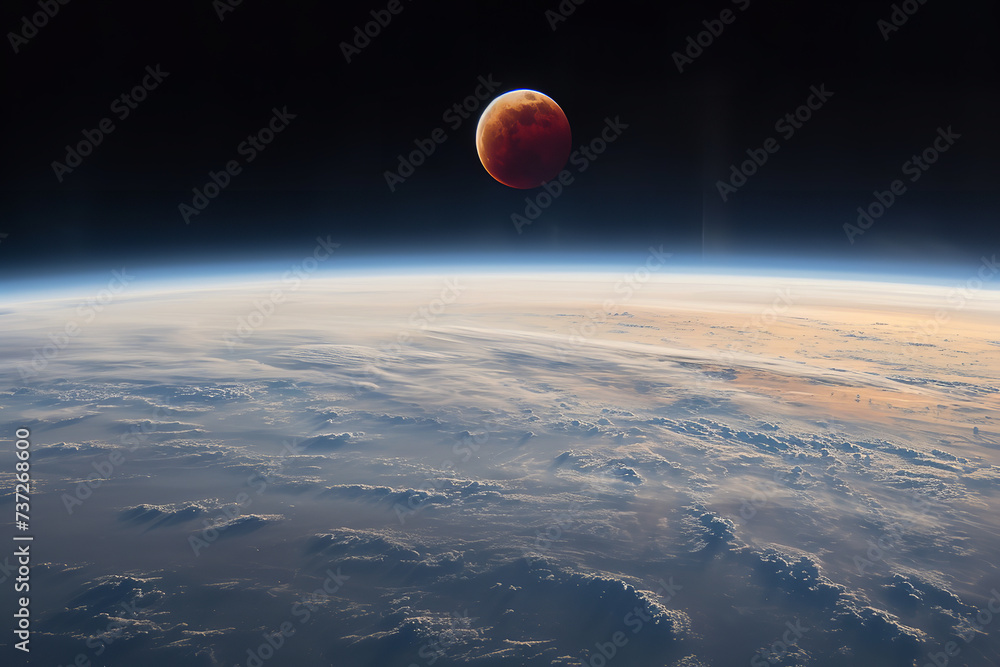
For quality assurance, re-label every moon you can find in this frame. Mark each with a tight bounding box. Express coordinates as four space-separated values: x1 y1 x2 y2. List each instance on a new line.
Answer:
476 89 572 189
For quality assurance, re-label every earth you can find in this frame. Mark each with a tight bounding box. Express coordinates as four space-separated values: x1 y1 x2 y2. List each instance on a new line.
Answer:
1 265 998 667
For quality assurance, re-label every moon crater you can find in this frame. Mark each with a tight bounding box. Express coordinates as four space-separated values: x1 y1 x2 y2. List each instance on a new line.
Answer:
476 90 572 189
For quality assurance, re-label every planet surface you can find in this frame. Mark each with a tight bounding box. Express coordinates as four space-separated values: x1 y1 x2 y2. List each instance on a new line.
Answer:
476 90 572 189
2 266 999 667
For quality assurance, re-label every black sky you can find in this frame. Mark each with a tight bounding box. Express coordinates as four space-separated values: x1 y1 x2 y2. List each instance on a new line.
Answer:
1 0 998 280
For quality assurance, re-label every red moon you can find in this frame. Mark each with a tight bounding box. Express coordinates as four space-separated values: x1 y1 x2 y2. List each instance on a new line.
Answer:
476 89 572 189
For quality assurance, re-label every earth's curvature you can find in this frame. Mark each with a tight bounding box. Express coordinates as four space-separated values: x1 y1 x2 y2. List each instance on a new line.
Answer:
1 268 998 667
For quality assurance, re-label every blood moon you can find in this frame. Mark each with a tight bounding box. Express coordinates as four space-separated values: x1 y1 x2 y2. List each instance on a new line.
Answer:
476 90 571 189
